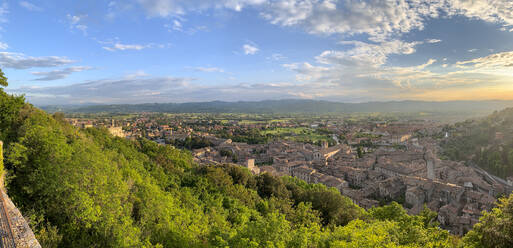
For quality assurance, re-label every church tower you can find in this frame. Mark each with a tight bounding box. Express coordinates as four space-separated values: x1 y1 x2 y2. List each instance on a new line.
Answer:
424 150 435 180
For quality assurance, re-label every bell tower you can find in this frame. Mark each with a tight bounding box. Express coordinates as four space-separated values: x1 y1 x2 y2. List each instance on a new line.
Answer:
424 149 435 180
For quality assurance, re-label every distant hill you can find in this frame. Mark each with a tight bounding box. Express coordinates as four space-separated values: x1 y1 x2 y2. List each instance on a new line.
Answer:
41 99 513 116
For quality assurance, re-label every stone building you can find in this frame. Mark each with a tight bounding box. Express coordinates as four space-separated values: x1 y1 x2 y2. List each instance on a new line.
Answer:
292 166 316 183
378 177 406 200
108 126 126 138
405 186 425 211
244 159 260 174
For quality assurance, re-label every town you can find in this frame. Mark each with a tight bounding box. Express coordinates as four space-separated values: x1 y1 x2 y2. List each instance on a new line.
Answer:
66 113 513 235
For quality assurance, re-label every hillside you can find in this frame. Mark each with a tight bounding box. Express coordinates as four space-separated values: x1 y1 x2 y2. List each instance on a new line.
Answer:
0 73 510 247
442 107 513 179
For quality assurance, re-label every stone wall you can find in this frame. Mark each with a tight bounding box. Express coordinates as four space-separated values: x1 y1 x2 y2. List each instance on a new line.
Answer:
0 141 41 248
2 189 41 248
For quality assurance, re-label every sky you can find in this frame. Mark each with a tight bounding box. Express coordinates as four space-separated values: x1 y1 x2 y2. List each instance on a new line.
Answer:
2 0 513 105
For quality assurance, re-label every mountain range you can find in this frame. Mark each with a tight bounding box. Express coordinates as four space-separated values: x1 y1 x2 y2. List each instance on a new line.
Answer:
41 99 513 116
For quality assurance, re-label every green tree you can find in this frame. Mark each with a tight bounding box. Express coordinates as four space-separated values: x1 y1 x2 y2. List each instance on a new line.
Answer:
357 146 363 158
231 211 291 248
256 173 290 199
463 194 513 248
0 140 3 175
0 69 7 87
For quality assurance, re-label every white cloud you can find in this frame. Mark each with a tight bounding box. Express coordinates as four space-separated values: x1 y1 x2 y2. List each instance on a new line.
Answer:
103 43 149 51
447 0 513 28
417 59 436 69
243 44 259 55
12 73 338 105
105 1 134 19
261 0 436 42
456 51 513 70
66 14 88 35
468 48 478 53
0 42 7 49
426 39 442 43
283 37 474 94
75 24 88 33
317 1 511 39
19 1 43 11
258 0 513 41
0 52 74 69
67 14 83 24
282 44 513 101
136 0 266 17
498 26 513 32
13 53 513 104
0 3 8 28
268 53 287 60
31 66 92 81
171 19 182 31
319 40 421 68
281 39 426 89
193 67 224 72
165 20 207 34
99 39 171 51
12 74 195 104
125 70 149 79
133 1 513 42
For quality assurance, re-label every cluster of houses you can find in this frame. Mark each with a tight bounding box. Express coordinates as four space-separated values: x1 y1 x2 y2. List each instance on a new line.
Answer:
67 115 512 235
192 134 511 235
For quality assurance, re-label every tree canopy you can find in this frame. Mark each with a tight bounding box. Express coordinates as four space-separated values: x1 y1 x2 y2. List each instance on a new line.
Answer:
0 69 7 87
463 194 513 248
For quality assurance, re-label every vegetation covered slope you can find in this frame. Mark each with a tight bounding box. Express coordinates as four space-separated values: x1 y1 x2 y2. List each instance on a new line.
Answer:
0 71 510 247
441 108 513 178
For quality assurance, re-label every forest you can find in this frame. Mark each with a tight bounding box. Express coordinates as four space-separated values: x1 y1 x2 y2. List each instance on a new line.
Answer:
442 108 513 178
0 71 512 247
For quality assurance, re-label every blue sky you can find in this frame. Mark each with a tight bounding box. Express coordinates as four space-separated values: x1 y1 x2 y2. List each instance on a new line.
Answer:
2 0 513 105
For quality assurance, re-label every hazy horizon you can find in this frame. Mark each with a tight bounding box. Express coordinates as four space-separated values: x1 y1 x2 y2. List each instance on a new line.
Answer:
36 98 513 107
